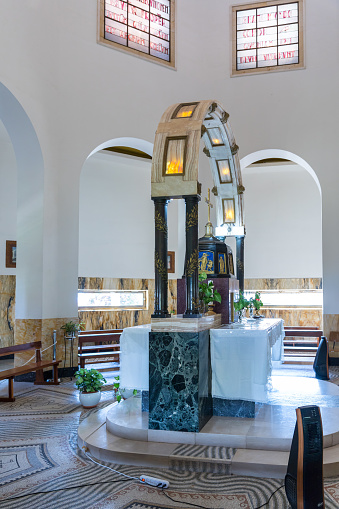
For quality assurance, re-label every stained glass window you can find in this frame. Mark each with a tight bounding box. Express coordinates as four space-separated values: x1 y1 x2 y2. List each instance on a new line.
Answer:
100 0 175 67
233 1 303 75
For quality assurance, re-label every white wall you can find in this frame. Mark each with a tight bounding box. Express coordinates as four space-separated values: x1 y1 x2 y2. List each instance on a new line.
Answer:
0 121 17 275
0 0 337 319
242 163 322 278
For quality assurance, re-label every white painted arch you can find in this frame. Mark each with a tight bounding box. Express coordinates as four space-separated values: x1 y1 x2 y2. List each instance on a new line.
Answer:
240 149 321 195
87 137 154 160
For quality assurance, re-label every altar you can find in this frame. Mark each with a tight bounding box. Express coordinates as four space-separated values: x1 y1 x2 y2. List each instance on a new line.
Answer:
119 318 284 414
210 318 284 405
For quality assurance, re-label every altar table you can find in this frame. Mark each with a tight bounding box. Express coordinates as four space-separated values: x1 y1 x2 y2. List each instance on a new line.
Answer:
119 318 284 402
210 318 284 403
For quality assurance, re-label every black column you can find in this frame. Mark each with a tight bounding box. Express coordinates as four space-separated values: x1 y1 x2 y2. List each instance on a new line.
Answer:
152 198 171 318
183 195 201 318
236 235 245 293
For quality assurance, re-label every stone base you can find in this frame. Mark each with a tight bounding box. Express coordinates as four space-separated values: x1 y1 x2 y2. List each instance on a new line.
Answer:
149 330 212 432
213 398 258 418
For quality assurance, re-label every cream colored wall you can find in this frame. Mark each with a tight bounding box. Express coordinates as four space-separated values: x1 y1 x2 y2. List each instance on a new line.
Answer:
0 1 337 337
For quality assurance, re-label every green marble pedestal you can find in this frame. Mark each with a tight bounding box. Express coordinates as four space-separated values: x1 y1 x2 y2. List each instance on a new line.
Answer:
148 330 212 432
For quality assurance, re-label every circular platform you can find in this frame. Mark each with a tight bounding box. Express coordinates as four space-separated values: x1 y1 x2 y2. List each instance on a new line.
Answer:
78 371 339 478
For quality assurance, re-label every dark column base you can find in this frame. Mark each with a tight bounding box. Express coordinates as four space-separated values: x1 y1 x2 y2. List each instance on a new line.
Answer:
182 312 202 318
213 398 257 418
149 330 212 432
151 313 171 319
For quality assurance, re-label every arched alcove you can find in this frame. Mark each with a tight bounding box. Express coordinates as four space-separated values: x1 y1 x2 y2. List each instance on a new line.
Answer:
0 82 44 321
240 149 322 329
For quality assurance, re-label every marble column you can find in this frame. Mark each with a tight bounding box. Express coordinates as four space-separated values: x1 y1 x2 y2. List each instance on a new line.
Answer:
236 236 245 293
183 195 201 318
152 198 170 318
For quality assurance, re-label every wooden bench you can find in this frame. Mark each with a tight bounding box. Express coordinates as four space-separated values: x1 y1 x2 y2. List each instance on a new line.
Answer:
0 341 60 402
78 329 123 370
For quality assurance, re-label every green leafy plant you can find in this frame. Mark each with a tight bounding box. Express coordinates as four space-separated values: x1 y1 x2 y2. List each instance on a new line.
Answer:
113 375 137 403
234 291 250 312
251 291 263 311
61 320 85 335
74 368 107 393
199 272 222 308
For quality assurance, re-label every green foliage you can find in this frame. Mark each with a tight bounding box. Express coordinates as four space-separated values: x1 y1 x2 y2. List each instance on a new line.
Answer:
251 291 263 310
234 291 250 312
61 320 85 334
74 368 107 393
113 375 137 403
198 272 222 306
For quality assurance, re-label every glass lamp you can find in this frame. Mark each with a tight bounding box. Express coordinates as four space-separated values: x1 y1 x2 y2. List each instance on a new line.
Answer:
173 103 197 119
217 159 232 184
207 127 224 146
164 137 186 175
222 198 235 223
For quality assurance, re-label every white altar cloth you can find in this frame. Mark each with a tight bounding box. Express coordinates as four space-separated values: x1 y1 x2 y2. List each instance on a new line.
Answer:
120 324 151 390
210 318 284 402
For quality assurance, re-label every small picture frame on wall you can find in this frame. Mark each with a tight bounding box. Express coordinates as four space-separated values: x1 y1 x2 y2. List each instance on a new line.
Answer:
168 251 175 273
6 240 16 268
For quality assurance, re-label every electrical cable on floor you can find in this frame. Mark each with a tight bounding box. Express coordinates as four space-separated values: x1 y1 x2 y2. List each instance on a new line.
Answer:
250 485 285 509
0 478 132 502
84 450 139 480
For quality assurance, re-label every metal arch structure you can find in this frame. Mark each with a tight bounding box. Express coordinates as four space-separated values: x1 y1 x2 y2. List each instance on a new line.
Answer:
151 100 245 318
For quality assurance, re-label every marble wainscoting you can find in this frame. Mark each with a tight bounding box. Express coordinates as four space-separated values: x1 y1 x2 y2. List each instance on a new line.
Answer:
0 275 15 348
259 308 322 328
14 317 78 368
245 277 322 290
148 330 212 433
245 278 322 328
324 314 339 364
78 277 177 330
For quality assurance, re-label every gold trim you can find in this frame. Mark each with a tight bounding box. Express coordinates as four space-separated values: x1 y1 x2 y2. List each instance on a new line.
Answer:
155 211 168 235
221 111 230 124
154 251 168 281
231 143 239 155
186 204 198 231
186 249 199 277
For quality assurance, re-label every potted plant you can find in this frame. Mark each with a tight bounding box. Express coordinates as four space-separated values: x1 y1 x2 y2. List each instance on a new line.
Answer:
198 272 222 314
61 320 85 337
250 291 263 317
113 375 137 403
234 291 250 320
74 368 107 408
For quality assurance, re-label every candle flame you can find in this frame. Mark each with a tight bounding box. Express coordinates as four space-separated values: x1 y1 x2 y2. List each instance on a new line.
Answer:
166 160 183 174
212 138 221 144
177 110 192 118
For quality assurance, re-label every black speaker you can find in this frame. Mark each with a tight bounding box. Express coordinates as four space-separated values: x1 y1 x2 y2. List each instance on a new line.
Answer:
313 336 329 380
285 406 325 509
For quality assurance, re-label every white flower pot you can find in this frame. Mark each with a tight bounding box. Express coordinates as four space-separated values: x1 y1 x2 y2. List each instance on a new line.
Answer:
79 391 101 408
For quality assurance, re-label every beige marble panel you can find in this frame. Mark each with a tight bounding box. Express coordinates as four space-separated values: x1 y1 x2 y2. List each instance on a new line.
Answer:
245 278 322 290
78 277 177 330
323 314 339 359
260 308 322 328
0 275 15 348
14 317 79 367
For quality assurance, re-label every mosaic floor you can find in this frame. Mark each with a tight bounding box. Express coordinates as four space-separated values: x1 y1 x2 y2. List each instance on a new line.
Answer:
0 368 338 508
